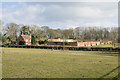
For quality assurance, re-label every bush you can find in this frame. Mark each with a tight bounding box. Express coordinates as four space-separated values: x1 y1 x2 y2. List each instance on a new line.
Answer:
65 42 69 45
38 40 46 44
19 41 26 45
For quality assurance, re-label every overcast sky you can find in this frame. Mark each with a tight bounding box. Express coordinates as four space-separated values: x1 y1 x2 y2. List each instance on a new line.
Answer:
1 2 118 29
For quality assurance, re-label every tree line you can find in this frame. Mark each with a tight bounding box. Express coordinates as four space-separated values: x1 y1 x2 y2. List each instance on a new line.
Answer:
0 21 118 45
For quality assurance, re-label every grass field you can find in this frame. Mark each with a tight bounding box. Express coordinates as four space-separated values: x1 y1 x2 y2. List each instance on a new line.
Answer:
92 44 113 47
2 48 119 78
92 43 120 47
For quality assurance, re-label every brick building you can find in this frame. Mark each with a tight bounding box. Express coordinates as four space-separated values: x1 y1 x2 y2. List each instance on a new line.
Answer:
45 38 77 46
45 38 111 47
77 42 101 47
17 33 31 45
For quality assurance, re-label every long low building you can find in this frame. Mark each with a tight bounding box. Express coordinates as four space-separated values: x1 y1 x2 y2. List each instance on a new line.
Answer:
77 42 101 47
44 39 112 47
44 39 78 46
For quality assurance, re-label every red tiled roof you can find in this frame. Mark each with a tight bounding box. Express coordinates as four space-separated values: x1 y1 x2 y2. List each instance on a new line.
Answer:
21 34 31 40
47 39 76 42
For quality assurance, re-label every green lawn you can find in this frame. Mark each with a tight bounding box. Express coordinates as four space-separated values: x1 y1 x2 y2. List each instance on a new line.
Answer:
2 48 118 78
92 43 120 47
92 44 113 47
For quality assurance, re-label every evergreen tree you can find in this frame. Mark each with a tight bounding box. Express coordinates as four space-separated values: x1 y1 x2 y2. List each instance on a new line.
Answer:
31 35 36 44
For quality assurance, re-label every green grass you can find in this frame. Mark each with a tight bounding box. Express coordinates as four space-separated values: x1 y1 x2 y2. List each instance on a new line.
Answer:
92 44 113 47
92 43 120 47
2 48 118 78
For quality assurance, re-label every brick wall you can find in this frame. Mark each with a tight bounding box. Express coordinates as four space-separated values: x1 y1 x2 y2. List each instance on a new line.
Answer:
17 34 31 45
17 36 24 45
77 42 101 47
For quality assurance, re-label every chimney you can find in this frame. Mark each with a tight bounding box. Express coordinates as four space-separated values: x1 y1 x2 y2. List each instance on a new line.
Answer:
21 33 24 36
29 33 31 38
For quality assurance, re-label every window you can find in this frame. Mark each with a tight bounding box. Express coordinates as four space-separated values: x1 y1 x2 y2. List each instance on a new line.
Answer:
25 39 28 42
67 40 71 42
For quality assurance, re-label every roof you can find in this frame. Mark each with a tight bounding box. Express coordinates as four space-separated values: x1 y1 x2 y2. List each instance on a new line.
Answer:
20 33 31 40
47 38 76 42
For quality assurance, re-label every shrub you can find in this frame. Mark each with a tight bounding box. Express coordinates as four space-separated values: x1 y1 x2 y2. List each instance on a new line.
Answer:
38 40 46 44
54 42 59 45
65 42 69 45
19 41 26 45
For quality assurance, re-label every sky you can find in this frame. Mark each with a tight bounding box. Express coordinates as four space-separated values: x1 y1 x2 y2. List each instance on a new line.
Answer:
1 1 118 29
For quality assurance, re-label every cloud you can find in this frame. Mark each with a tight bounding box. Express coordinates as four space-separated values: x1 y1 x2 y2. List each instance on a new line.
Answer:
1 0 120 2
2 2 118 29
